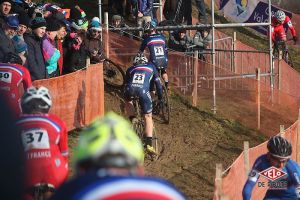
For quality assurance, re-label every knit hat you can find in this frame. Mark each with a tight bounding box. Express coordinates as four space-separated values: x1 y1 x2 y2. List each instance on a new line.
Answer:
45 17 60 31
70 5 88 31
0 0 12 5
90 17 102 31
31 17 47 30
18 13 30 27
12 36 28 53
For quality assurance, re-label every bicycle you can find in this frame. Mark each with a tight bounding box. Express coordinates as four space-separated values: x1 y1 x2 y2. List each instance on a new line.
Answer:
273 39 294 67
131 96 159 161
29 183 55 200
152 70 171 124
103 59 125 88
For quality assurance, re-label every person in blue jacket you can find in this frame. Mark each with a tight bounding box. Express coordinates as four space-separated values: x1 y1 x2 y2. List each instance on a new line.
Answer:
242 135 300 200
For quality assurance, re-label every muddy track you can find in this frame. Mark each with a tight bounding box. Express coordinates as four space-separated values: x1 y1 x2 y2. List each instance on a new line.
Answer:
104 86 266 200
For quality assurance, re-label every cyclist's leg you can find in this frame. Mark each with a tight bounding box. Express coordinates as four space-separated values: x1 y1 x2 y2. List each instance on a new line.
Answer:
124 87 136 121
161 68 169 89
139 91 156 153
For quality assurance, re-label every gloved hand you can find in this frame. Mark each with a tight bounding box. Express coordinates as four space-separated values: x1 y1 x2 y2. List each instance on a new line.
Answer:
293 36 298 44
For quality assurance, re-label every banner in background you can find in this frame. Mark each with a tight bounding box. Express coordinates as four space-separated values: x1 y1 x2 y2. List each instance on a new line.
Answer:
220 0 292 34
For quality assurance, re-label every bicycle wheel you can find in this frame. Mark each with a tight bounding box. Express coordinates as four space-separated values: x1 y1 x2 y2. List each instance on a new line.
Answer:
161 86 171 124
103 59 125 88
284 51 294 67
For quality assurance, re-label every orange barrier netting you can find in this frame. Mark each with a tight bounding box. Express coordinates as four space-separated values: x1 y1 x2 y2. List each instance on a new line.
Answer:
105 30 300 199
33 64 104 131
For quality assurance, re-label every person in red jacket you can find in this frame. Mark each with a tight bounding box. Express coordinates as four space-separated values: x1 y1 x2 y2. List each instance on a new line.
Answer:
17 86 68 200
271 10 298 44
0 63 32 118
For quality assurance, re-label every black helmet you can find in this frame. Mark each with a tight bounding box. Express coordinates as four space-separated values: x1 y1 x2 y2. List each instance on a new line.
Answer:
267 136 292 159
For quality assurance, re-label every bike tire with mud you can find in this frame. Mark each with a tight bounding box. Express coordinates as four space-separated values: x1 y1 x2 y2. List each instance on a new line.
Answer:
103 59 125 88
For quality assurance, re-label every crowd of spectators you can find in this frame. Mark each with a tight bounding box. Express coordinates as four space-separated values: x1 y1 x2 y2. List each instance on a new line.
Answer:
108 0 212 59
0 0 104 81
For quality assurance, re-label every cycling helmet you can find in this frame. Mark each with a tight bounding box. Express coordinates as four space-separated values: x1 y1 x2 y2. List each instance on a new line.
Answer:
275 10 286 23
267 135 292 159
21 86 52 114
75 112 144 172
143 20 157 32
133 53 148 65
5 15 19 29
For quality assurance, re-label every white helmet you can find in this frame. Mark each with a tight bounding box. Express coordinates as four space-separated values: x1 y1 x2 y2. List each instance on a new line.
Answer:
21 86 52 114
133 53 148 65
275 10 285 23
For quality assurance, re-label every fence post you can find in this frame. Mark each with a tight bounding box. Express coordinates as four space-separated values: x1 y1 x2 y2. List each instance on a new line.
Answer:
297 108 300 163
104 12 109 59
278 60 282 90
192 50 199 106
233 32 236 73
256 68 261 130
216 163 223 199
244 141 250 179
280 125 284 137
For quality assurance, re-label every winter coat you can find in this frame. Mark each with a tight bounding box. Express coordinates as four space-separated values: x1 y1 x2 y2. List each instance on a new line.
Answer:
84 33 105 64
42 36 60 76
24 33 47 80
137 0 153 16
0 27 17 62
64 44 88 73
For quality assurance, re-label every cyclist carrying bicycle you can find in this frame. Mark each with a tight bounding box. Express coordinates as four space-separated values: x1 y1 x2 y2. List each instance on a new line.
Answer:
242 135 300 200
271 10 298 44
123 54 163 155
50 112 187 200
17 86 68 200
139 20 169 90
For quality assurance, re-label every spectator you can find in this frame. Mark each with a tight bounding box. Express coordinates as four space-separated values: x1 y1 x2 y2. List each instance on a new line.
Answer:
24 17 47 80
12 35 27 65
0 15 18 63
193 27 211 61
50 112 187 200
126 0 137 21
85 17 104 64
111 14 132 38
108 0 126 17
15 12 30 40
43 17 61 78
55 20 67 75
0 0 12 26
64 30 88 73
168 30 193 52
136 0 153 37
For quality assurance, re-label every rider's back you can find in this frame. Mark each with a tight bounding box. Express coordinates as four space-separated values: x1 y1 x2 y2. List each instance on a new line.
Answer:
50 173 187 200
0 63 32 116
17 113 68 188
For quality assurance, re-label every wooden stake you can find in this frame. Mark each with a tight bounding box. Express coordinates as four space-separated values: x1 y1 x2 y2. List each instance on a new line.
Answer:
216 163 223 199
244 141 250 179
256 68 261 130
192 50 198 106
297 109 300 163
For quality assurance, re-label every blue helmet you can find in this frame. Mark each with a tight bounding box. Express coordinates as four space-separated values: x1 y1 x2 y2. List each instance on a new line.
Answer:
144 20 157 32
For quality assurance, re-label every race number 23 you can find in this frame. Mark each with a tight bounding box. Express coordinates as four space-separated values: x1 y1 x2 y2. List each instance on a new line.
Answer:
21 129 50 151
133 73 145 84
0 72 12 83
154 46 164 56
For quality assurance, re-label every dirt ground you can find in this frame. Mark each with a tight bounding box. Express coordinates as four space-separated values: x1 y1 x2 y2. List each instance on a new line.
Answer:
103 86 266 200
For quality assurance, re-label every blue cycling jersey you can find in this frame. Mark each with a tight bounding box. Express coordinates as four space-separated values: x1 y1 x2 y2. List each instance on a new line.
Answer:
242 154 300 200
125 62 163 99
140 33 168 69
50 172 187 200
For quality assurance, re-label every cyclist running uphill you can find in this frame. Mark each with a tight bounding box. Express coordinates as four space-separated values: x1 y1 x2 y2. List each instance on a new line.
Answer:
124 54 163 155
50 112 187 200
17 86 68 200
242 135 300 200
139 20 169 90
271 10 298 45
0 63 32 118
